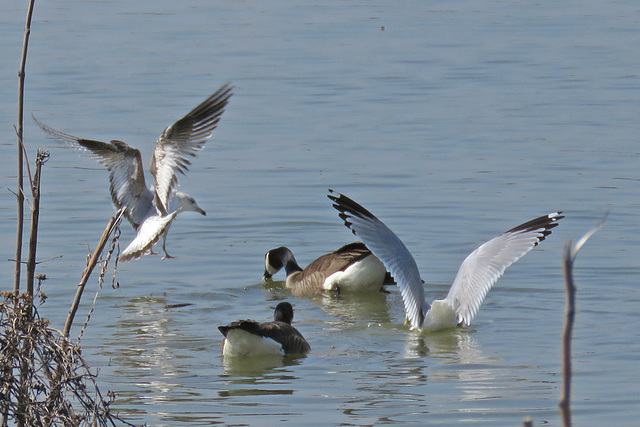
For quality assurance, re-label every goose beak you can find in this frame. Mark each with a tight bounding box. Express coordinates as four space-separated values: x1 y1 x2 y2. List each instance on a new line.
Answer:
262 270 273 281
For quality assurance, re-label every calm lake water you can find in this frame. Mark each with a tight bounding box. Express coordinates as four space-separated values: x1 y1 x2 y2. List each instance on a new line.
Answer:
1 0 639 425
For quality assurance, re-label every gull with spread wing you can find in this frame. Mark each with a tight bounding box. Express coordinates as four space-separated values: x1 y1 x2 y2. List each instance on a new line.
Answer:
328 190 563 331
35 83 233 261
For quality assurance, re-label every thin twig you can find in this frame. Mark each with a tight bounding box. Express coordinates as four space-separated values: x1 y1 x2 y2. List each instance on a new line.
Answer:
559 214 606 427
12 4 37 424
1 295 135 426
8 254 64 265
43 209 124 427
14 123 34 186
63 208 125 338
25 150 49 299
16 151 48 427
13 0 36 300
77 228 120 344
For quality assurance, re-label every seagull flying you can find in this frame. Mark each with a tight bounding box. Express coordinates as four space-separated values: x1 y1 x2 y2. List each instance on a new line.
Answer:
35 83 233 261
328 190 563 331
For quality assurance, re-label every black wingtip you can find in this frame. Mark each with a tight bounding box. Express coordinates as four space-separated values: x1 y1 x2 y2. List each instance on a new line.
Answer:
327 190 378 222
328 190 360 234
507 211 565 245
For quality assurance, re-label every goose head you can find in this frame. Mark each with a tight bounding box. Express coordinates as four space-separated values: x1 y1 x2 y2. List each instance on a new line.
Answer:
263 247 302 280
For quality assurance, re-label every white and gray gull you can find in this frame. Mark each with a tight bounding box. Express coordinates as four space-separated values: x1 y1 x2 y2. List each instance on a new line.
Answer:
328 190 564 332
35 83 233 261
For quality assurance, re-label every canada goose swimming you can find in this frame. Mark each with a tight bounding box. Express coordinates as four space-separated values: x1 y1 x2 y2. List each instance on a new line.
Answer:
34 83 233 262
218 302 310 356
263 242 387 296
328 190 564 332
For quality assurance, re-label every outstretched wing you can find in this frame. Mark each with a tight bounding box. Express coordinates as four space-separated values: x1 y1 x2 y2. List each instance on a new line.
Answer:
119 212 178 262
444 212 564 326
34 116 152 229
328 190 428 329
151 83 233 214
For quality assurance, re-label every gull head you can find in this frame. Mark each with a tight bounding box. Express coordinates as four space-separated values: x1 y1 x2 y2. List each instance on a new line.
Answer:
173 192 206 215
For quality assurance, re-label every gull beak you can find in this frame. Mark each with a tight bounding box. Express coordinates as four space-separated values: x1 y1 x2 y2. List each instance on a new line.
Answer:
196 207 206 216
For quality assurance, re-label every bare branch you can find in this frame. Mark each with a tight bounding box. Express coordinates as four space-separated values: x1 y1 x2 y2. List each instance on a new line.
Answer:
13 0 36 300
25 150 50 299
63 208 125 338
14 123 33 185
560 215 606 427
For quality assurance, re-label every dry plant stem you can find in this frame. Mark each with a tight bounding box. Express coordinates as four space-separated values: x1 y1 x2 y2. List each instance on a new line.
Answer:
16 298 34 427
44 210 123 426
10 2 36 423
14 0 36 295
2 297 129 426
63 208 124 337
25 150 49 299
558 215 605 427
15 151 47 427
560 241 575 427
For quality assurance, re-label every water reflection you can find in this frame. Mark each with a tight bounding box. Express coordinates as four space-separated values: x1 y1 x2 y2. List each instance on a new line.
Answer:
318 290 391 325
220 352 308 377
335 329 499 424
104 295 200 401
259 279 292 301
403 329 483 363
407 329 525 405
218 357 306 399
221 354 286 376
261 279 392 325
336 350 430 424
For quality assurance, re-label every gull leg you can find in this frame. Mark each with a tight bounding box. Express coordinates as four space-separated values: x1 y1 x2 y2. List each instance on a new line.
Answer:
161 233 176 260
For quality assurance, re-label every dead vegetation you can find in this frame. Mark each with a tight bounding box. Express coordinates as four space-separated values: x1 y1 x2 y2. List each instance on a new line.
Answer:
0 292 131 426
2 2 134 425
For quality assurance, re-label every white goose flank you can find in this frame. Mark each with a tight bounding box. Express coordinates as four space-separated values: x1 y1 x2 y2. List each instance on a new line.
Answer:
328 190 563 332
35 83 233 261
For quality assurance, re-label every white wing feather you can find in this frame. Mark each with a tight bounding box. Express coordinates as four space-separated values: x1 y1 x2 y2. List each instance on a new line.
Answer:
151 83 233 213
330 191 563 331
34 116 153 229
329 190 428 329
445 212 564 326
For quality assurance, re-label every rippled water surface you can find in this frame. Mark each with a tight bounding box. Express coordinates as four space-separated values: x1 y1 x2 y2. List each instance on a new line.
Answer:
1 1 639 425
